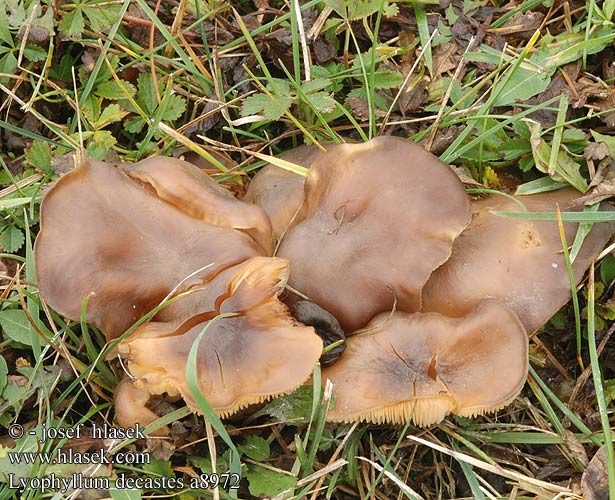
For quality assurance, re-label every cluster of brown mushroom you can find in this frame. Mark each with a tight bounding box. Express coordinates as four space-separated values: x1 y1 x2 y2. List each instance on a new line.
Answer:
35 136 611 429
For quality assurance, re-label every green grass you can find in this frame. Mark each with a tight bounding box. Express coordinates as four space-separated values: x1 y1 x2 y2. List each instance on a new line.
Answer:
0 0 614 498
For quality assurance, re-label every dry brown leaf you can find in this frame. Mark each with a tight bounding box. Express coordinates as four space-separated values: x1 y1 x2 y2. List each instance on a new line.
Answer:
582 445 614 500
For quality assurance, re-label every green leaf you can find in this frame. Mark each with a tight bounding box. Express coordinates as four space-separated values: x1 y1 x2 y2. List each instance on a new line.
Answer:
0 8 13 45
349 0 382 19
0 309 34 346
59 9 85 37
570 205 599 262
135 72 158 113
124 116 145 134
22 45 46 62
95 80 136 100
600 255 615 284
110 489 142 500
85 130 116 160
0 52 18 85
306 92 336 113
83 3 121 32
323 0 345 18
246 464 297 498
1 379 28 403
492 61 551 107
255 385 313 421
160 94 186 122
33 3 54 34
370 69 404 89
268 78 291 97
81 95 101 126
48 54 74 83
0 225 25 253
95 103 127 128
238 436 270 461
241 93 291 121
142 457 174 477
0 355 7 395
301 78 332 94
515 177 569 195
591 131 615 158
25 140 52 171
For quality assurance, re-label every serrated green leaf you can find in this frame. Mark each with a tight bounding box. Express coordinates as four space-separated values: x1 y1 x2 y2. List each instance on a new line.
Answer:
95 103 127 128
25 140 52 171
348 0 383 20
383 2 398 16
160 94 186 122
241 94 271 116
241 93 291 121
95 79 136 100
136 72 157 113
81 94 101 126
83 3 121 32
255 385 313 421
301 77 332 94
0 355 7 395
86 130 116 160
371 69 403 89
124 116 146 134
59 9 84 37
0 8 13 45
6 0 26 27
246 465 297 498
268 78 291 97
0 309 34 346
306 92 336 113
22 45 46 62
238 436 270 461
0 225 24 253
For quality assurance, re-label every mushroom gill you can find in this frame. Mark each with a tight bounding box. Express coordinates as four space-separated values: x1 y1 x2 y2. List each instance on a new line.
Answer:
117 257 323 419
323 299 528 426
276 136 472 332
421 189 612 333
35 156 272 340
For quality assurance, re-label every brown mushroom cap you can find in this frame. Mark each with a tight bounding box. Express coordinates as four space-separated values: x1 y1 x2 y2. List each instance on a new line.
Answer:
324 299 528 426
114 378 170 436
277 136 472 332
117 257 323 417
123 156 272 254
243 144 332 242
421 189 612 333
35 156 272 340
